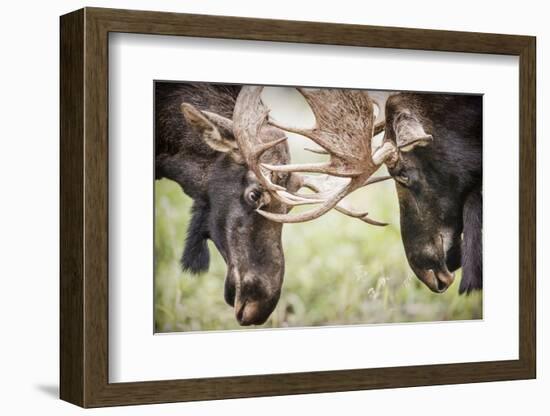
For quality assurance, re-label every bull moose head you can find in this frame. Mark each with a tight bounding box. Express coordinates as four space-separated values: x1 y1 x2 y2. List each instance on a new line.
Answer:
381 93 482 294
168 87 299 326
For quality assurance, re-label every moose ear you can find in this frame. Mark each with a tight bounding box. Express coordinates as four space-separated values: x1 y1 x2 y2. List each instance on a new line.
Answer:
181 201 210 274
180 103 242 160
393 112 433 152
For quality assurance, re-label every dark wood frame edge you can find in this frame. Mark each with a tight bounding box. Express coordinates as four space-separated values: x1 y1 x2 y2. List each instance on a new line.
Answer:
60 7 536 408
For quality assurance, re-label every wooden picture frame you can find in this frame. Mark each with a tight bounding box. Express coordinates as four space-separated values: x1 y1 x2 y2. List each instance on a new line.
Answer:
60 7 536 408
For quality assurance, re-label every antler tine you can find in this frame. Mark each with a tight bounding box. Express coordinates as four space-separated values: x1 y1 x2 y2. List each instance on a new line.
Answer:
257 174 391 224
252 135 289 158
298 174 390 225
304 147 329 155
256 176 388 225
274 190 326 206
261 161 354 177
257 180 356 223
372 141 398 166
335 206 388 226
374 120 385 136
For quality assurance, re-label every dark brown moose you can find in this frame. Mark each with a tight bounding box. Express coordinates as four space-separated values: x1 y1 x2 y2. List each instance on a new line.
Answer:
155 82 295 326
381 93 482 294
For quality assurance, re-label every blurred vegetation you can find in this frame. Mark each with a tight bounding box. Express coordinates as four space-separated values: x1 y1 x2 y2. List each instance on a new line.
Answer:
154 86 481 333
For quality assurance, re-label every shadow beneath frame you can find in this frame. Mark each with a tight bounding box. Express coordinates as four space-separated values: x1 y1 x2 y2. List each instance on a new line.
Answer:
35 384 59 399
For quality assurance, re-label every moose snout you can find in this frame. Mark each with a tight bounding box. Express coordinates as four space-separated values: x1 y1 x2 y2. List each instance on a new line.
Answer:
233 288 280 326
410 258 456 293
421 268 455 293
235 299 266 326
224 269 282 326
405 232 459 293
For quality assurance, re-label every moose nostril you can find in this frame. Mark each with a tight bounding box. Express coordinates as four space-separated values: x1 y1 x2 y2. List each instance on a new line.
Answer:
235 300 247 323
432 269 455 293
235 300 268 326
435 276 448 292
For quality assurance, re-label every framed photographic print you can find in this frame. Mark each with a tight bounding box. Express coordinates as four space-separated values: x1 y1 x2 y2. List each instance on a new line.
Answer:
60 7 536 408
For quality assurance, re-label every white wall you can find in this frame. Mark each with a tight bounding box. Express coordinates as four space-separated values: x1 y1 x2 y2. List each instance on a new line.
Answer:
0 0 546 414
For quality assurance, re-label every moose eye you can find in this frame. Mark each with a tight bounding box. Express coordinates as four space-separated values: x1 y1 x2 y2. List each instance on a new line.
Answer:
245 187 263 206
249 189 262 202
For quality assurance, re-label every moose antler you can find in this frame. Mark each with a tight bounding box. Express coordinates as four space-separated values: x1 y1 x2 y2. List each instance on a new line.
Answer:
233 86 397 224
231 86 291 196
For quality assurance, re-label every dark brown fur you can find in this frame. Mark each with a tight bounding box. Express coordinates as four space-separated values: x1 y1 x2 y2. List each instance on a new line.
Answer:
155 82 290 325
384 92 482 294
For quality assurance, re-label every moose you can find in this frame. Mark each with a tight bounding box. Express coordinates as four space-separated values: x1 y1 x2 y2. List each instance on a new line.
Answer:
381 93 482 294
257 89 482 295
156 83 481 326
155 82 297 326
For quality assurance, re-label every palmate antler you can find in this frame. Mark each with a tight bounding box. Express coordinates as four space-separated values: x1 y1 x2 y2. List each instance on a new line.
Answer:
233 86 397 224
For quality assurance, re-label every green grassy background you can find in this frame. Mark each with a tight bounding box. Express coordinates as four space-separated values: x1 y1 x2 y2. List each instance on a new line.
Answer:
154 86 482 333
